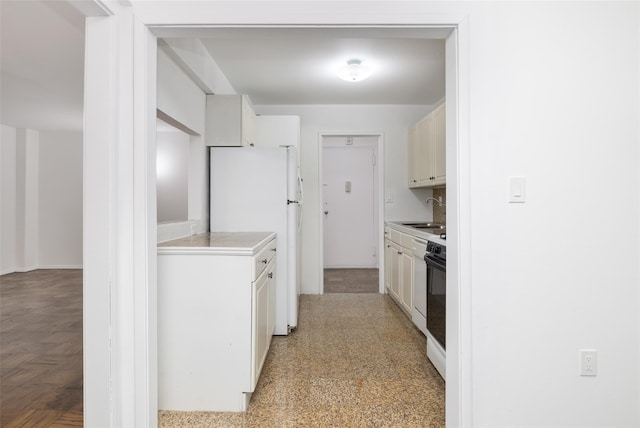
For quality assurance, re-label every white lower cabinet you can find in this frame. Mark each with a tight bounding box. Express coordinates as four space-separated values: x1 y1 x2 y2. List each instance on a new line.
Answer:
157 234 276 412
385 229 413 316
253 258 275 383
386 239 401 301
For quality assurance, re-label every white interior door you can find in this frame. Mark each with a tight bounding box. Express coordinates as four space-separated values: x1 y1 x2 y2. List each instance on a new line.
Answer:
322 136 378 268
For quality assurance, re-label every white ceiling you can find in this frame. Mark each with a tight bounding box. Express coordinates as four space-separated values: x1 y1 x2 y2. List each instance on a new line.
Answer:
0 1 445 131
197 28 445 105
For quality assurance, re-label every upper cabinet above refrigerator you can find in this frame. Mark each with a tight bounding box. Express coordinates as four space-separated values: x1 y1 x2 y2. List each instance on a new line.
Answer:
256 115 300 149
205 94 257 147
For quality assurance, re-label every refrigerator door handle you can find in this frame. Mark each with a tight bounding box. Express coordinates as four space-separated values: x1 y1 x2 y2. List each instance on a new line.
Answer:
298 175 304 205
297 175 303 231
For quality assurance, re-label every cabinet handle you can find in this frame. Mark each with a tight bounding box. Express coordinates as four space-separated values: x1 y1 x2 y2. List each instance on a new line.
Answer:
271 248 277 252
397 251 402 255
268 272 273 278
262 259 268 264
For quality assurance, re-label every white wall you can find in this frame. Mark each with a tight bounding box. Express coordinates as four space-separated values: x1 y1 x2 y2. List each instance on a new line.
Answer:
256 104 436 294
1 126 83 273
156 47 209 241
156 130 189 223
1 125 17 274
38 131 83 268
157 48 205 135
2 126 40 273
14 128 39 272
89 1 639 427
461 2 639 427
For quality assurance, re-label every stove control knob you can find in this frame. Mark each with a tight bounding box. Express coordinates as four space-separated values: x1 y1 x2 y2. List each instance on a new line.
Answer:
434 247 441 254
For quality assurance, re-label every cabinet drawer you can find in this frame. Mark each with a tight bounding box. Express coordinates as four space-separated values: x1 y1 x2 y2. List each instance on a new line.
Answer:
388 229 402 245
400 233 414 249
253 239 277 279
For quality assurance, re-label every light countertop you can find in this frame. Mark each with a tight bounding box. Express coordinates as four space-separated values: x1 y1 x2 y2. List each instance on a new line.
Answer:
385 221 446 245
158 232 276 256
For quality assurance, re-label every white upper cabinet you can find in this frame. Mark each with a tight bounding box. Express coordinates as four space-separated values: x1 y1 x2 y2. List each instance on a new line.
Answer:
408 102 446 188
205 94 256 147
409 114 432 187
255 115 300 148
431 103 446 186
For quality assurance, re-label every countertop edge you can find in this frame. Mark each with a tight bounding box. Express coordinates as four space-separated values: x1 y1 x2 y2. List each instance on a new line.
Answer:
157 232 276 256
385 221 446 244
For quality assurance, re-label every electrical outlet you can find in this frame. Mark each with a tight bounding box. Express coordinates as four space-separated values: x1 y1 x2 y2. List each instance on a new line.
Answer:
580 350 597 376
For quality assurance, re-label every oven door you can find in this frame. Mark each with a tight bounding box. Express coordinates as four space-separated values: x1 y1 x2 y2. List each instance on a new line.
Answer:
425 255 446 349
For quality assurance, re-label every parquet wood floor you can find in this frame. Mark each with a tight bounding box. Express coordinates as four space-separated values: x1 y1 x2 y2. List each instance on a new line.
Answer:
1 270 83 427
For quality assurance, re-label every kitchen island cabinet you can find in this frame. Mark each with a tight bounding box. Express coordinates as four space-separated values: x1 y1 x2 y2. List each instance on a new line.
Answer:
157 232 276 412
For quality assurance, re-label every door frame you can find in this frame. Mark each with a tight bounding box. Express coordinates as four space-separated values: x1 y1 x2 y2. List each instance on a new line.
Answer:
84 6 471 426
319 133 384 291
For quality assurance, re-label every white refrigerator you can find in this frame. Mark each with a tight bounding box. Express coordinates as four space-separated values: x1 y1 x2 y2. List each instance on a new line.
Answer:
210 146 301 335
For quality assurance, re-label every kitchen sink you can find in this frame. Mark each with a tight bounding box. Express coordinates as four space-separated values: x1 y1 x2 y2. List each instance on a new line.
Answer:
414 225 446 231
401 222 445 229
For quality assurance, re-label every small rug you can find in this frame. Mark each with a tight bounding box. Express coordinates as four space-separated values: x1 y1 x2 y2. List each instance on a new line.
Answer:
323 268 379 293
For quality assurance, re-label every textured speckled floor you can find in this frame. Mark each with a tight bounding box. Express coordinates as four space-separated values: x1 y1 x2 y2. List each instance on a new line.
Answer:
159 293 445 427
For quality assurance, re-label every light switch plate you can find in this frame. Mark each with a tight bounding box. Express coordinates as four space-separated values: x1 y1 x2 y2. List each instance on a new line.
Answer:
509 176 526 203
385 193 394 203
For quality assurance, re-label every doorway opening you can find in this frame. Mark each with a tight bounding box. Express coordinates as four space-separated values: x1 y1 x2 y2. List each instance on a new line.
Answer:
321 134 382 294
84 17 468 425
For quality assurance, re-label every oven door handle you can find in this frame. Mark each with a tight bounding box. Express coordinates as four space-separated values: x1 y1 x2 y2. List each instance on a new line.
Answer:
424 254 446 272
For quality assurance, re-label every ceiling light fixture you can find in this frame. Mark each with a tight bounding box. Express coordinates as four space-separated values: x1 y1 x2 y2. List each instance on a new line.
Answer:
337 59 373 82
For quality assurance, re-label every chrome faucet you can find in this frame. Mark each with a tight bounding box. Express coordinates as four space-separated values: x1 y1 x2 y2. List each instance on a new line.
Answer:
426 197 445 207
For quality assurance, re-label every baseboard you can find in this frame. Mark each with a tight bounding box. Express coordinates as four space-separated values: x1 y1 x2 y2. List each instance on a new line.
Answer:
1 265 83 276
37 265 83 270
14 266 39 273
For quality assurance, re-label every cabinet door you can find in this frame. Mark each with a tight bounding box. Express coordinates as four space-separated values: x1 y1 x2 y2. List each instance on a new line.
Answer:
389 241 401 300
241 95 256 147
400 250 414 314
384 239 393 292
406 103 446 189
415 115 433 187
408 124 418 187
206 94 255 147
432 103 446 186
267 259 276 337
252 266 270 390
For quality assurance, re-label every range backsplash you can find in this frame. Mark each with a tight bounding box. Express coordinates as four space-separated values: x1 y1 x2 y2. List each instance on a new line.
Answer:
433 187 446 225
